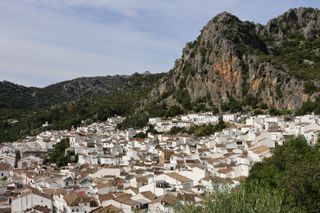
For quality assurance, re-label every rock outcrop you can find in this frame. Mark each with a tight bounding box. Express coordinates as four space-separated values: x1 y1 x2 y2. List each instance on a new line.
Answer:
150 8 320 110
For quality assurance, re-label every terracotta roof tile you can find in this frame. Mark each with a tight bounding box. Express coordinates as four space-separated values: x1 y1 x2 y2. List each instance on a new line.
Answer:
141 191 157 201
165 172 192 183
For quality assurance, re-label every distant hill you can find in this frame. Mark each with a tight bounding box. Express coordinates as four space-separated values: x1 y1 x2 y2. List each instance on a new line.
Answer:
0 75 138 110
0 73 164 142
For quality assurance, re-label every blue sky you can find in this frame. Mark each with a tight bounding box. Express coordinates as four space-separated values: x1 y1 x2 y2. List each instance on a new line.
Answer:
0 0 319 87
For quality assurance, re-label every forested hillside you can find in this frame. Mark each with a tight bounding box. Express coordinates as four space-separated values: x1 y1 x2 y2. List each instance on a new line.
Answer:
0 73 164 142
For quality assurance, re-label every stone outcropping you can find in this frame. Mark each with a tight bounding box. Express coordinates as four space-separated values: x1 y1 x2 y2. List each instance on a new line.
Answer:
150 8 320 109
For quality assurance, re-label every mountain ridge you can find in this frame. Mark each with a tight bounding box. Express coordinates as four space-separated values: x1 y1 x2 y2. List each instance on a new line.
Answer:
0 72 165 142
148 7 320 111
0 72 154 110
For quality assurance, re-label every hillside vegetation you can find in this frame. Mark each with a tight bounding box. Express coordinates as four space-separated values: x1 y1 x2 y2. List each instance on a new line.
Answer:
0 73 164 142
176 136 320 213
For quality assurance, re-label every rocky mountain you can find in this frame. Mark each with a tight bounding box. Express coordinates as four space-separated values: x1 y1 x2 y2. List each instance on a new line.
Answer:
150 7 320 110
2 7 319 114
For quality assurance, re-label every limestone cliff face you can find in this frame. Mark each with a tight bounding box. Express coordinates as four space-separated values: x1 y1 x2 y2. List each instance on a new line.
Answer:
262 7 320 40
150 8 320 110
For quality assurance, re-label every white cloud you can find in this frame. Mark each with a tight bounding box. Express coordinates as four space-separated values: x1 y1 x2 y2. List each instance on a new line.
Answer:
24 0 176 17
0 0 182 86
1 0 319 86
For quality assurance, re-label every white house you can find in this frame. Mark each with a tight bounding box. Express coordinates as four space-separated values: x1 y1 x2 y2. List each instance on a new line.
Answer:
11 188 53 213
18 155 43 169
90 168 122 178
149 118 161 125
248 145 271 162
0 163 11 179
223 114 238 122
233 163 251 178
160 172 193 190
148 193 177 213
180 167 206 186
54 192 99 213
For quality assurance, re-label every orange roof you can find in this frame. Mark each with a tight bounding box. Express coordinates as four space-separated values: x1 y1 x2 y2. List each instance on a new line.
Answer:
218 167 233 174
250 145 270 154
92 205 122 213
141 191 157 201
165 172 192 183
0 163 11 170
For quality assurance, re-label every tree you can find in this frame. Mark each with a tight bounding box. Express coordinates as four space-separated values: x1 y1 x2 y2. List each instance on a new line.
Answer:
168 126 185 135
166 105 183 118
304 81 318 94
46 138 75 167
212 107 219 115
133 132 147 138
175 90 192 110
174 182 293 213
295 101 316 116
269 107 281 116
146 125 159 135
247 136 320 212
188 120 226 137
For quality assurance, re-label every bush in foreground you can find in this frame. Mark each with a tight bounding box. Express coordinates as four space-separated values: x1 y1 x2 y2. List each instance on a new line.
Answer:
174 183 295 213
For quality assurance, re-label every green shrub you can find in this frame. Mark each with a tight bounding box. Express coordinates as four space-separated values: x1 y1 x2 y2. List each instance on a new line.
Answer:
212 107 219 115
175 182 294 213
304 81 318 94
175 90 192 110
295 100 316 116
247 136 320 212
177 136 319 213
133 132 146 138
166 105 184 118
221 99 243 113
168 126 185 135
269 107 281 116
188 120 226 137
45 138 75 167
